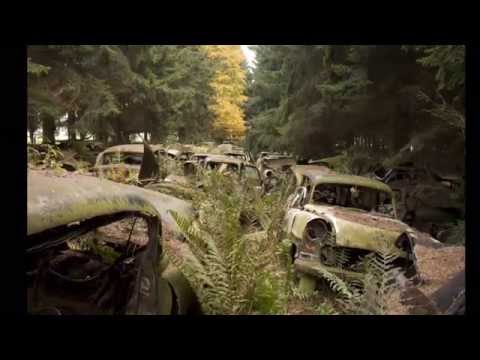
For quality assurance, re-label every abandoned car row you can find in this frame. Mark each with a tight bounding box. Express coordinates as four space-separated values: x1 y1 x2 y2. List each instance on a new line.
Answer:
27 141 463 314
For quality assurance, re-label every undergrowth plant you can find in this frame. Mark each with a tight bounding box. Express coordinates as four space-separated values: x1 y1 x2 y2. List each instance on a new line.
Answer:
27 144 64 170
312 238 404 315
165 172 292 314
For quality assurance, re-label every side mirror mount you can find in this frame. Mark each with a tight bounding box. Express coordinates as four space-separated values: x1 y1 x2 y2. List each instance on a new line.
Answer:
289 186 307 209
299 186 308 207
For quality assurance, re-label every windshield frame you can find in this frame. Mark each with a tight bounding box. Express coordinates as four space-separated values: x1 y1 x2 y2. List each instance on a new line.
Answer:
310 182 397 218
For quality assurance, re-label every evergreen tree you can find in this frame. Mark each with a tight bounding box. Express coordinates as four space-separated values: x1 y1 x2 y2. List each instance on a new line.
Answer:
245 45 464 175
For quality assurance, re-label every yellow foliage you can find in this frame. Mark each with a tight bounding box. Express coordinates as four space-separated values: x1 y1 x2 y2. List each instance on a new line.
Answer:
205 45 247 140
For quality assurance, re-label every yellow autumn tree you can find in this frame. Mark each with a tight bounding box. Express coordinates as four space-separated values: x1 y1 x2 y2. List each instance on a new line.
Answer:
205 45 247 141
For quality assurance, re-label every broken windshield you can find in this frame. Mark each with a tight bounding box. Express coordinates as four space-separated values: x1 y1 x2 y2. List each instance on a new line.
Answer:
311 183 393 215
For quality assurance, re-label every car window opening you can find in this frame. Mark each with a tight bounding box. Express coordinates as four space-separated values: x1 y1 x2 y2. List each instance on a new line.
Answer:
103 152 143 166
27 214 152 315
312 183 393 215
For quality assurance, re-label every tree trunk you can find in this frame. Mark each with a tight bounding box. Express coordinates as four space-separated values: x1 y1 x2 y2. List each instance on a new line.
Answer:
97 132 105 144
28 113 38 144
178 126 186 143
41 114 56 144
67 111 77 141
151 132 162 144
113 129 126 144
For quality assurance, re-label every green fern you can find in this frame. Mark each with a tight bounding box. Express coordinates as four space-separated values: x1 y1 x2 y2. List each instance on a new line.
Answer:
165 172 290 314
342 242 401 315
303 236 403 315
314 267 356 300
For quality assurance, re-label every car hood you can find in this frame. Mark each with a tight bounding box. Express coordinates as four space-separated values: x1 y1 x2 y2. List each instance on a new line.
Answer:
302 204 413 252
28 171 194 237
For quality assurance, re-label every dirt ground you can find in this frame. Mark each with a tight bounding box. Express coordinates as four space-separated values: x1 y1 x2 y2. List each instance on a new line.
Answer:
415 243 465 297
387 232 465 315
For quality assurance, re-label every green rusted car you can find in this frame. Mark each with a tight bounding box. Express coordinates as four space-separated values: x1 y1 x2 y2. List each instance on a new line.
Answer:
93 144 165 184
284 165 418 283
27 170 198 315
154 154 263 200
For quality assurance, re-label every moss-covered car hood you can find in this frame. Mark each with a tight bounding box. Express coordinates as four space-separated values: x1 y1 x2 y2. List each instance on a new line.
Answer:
289 204 413 253
28 170 194 236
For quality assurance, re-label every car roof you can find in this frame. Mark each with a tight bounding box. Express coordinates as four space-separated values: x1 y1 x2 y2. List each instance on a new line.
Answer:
224 151 246 156
101 144 164 154
27 170 193 236
205 155 243 165
102 144 145 154
290 164 334 177
262 157 296 167
263 154 291 159
167 149 181 156
311 173 393 193
192 153 214 158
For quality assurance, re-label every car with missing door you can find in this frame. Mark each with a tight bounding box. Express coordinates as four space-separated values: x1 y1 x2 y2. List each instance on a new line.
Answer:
27 170 198 315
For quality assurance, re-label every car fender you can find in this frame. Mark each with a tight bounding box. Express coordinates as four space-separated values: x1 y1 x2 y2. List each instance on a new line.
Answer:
285 208 322 241
162 265 201 314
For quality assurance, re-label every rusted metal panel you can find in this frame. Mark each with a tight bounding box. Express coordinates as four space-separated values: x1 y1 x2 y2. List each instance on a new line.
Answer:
27 170 194 236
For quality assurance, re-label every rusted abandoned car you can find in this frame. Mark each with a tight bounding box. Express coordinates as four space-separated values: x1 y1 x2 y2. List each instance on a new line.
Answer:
256 156 297 193
212 143 251 161
284 165 418 284
223 150 249 162
164 147 196 162
203 155 262 188
258 156 297 181
148 154 263 200
94 144 164 183
256 151 281 161
255 152 289 168
373 165 464 239
182 153 212 175
27 170 198 315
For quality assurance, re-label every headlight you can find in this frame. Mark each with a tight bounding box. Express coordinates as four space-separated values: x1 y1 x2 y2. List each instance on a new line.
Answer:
395 233 413 252
406 230 416 246
305 219 331 243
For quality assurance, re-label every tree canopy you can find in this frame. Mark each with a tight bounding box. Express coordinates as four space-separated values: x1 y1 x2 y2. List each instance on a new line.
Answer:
245 45 464 174
27 44 464 175
27 45 247 145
